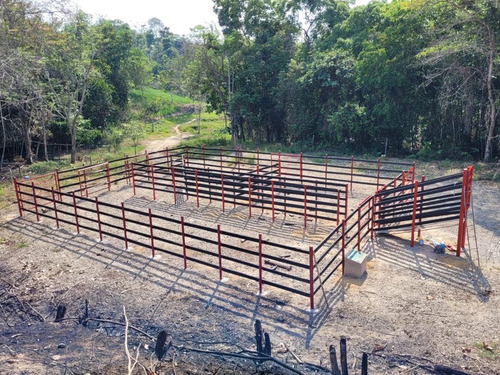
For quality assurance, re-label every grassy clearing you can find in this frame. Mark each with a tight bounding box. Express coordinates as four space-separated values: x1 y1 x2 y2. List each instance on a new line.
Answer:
129 87 195 139
179 113 231 149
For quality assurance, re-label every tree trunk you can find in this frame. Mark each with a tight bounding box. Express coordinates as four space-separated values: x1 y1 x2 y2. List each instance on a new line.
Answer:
69 117 77 164
197 99 201 135
231 114 238 149
23 123 34 164
42 120 49 162
0 102 5 169
483 30 497 162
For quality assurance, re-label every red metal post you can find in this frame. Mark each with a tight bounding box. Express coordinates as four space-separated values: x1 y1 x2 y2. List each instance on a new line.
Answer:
171 167 177 204
410 181 419 247
303 185 308 228
350 155 354 192
309 246 314 310
95 197 103 242
357 206 361 250
336 189 340 223
258 234 263 295
121 203 128 250
456 168 468 256
31 182 40 222
195 170 200 208
13 178 22 217
55 169 62 200
55 169 61 191
83 170 88 198
369 197 374 239
371 193 377 236
131 163 136 196
72 192 80 234
149 208 155 258
345 184 349 218
248 177 252 218
51 188 59 229
186 147 190 167
106 162 111 191
181 216 187 268
78 171 83 197
412 162 416 182
402 171 406 186
221 174 225 212
271 180 275 222
341 220 346 274
151 164 156 201
217 224 223 280
124 161 129 185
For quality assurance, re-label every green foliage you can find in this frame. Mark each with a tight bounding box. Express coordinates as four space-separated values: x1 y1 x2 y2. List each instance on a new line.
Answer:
123 121 145 154
1 0 498 164
82 77 114 129
102 126 125 152
28 161 71 175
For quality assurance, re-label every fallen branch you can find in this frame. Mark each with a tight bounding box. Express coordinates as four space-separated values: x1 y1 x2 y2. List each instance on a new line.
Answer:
284 343 303 364
179 346 305 375
264 259 292 271
56 316 154 340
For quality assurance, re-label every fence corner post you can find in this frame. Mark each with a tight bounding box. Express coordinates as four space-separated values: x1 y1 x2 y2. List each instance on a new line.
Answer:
13 178 22 217
410 180 419 247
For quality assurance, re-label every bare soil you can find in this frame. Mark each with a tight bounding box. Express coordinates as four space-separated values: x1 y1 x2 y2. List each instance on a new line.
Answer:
0 139 499 375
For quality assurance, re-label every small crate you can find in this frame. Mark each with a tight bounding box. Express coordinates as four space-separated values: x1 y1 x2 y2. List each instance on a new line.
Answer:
344 249 367 278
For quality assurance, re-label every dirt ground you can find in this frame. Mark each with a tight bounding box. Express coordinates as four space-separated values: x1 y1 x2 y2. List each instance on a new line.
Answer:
0 142 499 375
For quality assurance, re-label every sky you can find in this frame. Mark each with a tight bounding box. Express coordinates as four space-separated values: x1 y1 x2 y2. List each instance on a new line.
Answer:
71 0 371 36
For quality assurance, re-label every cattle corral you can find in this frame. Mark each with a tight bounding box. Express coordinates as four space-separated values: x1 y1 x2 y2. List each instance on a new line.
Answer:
13 146 475 311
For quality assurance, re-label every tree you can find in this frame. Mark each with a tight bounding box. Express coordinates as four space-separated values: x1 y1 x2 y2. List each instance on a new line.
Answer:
127 48 154 92
43 11 96 164
418 0 499 161
182 26 230 139
0 0 58 164
213 0 300 144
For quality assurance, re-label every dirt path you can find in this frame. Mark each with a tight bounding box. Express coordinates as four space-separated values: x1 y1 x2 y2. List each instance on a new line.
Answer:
143 121 196 152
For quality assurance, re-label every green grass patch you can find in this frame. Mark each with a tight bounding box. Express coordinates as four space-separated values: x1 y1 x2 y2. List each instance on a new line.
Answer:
27 160 72 175
130 87 191 109
179 113 230 148
474 342 500 360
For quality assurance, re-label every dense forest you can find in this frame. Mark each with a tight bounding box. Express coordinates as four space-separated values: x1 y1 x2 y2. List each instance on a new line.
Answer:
0 0 499 166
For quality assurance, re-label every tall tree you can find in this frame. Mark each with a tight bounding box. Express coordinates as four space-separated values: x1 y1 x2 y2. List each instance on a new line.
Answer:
43 11 96 164
418 0 499 161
